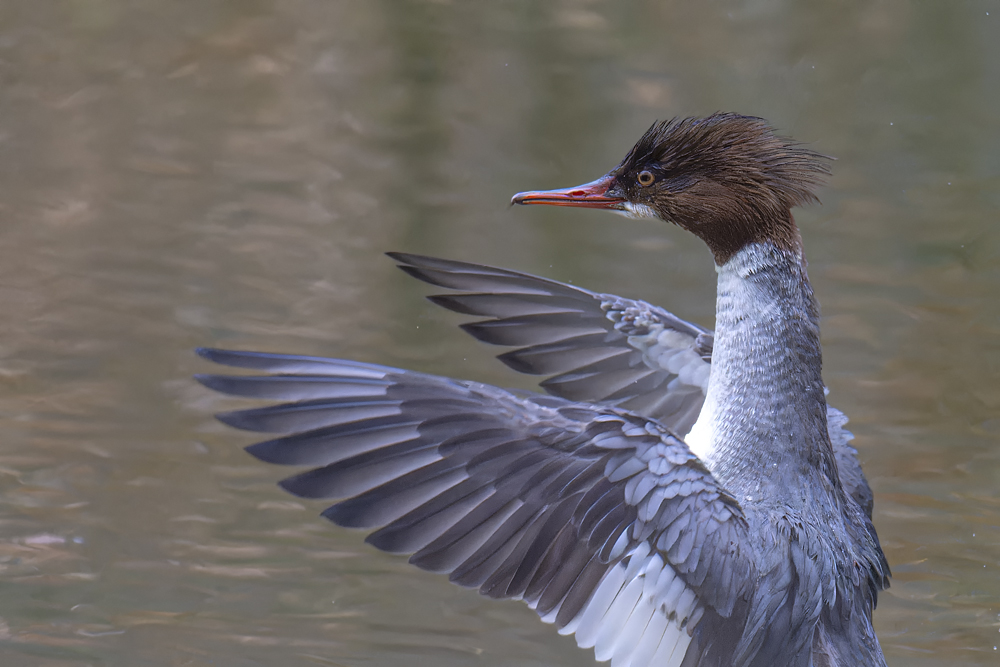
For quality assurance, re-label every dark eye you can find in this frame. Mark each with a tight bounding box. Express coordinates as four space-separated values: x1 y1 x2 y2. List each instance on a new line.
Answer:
637 170 655 186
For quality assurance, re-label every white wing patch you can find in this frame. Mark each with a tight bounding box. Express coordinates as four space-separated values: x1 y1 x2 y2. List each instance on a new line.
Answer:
555 542 698 667
682 390 717 462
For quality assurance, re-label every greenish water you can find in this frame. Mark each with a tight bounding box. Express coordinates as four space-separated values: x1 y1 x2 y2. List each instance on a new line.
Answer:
0 1 998 665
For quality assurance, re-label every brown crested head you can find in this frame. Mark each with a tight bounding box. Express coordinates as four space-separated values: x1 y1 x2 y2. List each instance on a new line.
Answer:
512 113 831 264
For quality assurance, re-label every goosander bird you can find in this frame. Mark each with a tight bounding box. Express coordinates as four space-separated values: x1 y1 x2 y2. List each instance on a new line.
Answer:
197 113 890 667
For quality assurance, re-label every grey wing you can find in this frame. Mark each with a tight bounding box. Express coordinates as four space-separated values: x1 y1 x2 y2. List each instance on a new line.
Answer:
389 253 876 518
389 252 712 437
196 348 753 667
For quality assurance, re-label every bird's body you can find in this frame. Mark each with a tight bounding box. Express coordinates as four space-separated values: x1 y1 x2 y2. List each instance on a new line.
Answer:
197 113 889 666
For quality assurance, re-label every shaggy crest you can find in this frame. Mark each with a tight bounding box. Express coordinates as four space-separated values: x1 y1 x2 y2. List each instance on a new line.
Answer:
620 113 831 210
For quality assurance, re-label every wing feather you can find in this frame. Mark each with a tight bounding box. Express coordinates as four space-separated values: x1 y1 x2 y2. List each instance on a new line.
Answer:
197 347 753 667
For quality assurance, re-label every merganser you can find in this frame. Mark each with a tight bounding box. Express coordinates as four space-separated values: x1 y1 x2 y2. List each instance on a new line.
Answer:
196 113 890 667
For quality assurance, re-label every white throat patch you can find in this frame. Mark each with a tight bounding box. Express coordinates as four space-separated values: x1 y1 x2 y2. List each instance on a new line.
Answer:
618 202 658 219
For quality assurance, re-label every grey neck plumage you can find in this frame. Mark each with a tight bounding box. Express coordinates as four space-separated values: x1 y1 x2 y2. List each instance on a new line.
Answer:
685 241 841 509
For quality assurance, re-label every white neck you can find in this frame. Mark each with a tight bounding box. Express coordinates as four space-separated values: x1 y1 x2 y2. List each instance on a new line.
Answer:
684 242 839 506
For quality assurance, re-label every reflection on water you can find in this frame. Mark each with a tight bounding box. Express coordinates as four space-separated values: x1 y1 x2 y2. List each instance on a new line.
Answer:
0 1 998 665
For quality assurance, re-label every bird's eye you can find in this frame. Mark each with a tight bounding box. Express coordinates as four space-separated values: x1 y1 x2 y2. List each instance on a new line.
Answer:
637 170 655 186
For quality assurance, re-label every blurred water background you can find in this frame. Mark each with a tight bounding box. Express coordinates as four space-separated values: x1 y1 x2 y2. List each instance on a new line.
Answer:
1 1 998 665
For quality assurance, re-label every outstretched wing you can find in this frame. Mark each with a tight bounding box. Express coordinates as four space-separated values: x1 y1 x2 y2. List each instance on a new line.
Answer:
389 253 875 518
389 252 712 437
196 348 753 667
